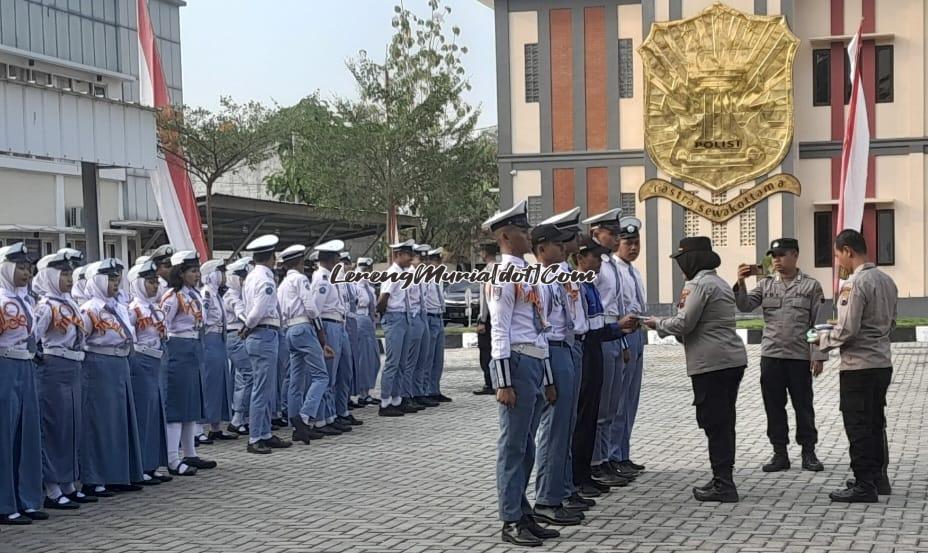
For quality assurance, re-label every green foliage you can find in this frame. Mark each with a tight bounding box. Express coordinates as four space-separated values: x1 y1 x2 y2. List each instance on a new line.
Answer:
266 0 496 263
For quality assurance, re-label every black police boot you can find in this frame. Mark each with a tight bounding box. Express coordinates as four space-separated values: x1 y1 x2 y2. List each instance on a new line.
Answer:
522 515 560 540
693 472 739 503
801 447 824 472
762 446 791 472
696 476 717 492
830 480 878 503
846 477 892 496
501 520 543 547
532 505 582 526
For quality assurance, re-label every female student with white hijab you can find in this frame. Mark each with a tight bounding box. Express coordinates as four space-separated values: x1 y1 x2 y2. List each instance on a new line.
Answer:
0 242 45 524
79 259 146 497
127 260 173 484
33 251 90 509
160 251 216 474
200 259 236 441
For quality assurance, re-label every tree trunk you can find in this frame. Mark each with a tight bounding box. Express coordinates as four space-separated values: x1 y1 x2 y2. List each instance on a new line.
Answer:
206 180 215 256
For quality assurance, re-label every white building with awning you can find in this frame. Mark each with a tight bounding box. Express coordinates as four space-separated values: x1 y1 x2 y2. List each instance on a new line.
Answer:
0 0 185 263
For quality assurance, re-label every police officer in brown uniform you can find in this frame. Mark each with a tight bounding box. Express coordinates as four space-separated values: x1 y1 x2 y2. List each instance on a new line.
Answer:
734 238 827 473
812 229 897 503
644 237 747 503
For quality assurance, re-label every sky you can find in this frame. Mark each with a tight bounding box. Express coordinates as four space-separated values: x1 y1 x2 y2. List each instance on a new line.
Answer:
179 0 498 128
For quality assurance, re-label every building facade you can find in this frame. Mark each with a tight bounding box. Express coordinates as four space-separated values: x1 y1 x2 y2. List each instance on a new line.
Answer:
0 0 183 263
483 0 925 313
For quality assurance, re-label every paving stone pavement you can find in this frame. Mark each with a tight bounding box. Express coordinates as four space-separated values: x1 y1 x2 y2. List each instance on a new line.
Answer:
3 344 927 553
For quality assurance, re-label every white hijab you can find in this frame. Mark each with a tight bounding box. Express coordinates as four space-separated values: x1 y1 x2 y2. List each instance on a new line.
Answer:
0 259 17 293
72 266 88 303
84 262 112 305
33 266 63 298
202 266 223 291
128 265 156 305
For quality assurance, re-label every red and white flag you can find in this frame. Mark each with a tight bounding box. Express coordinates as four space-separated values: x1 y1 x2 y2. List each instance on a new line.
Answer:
137 0 208 258
836 24 870 234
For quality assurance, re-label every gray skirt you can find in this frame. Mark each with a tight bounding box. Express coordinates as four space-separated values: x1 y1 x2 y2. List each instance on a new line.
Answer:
80 352 144 486
36 354 81 484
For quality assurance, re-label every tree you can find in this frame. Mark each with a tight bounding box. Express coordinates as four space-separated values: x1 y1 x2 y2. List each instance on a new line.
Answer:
266 0 495 261
157 97 280 253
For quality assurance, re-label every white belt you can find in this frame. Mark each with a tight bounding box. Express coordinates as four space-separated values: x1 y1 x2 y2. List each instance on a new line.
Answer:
511 343 547 360
205 326 223 334
258 317 281 327
604 315 620 324
227 324 243 332
85 345 131 357
135 345 164 359
43 347 85 362
0 348 35 360
286 316 311 327
346 312 358 319
320 313 344 322
168 331 199 340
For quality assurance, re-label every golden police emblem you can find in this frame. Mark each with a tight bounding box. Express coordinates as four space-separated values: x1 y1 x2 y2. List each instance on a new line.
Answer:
639 3 800 193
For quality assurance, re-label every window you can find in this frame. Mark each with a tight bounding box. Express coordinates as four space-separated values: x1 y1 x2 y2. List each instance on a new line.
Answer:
876 209 895 265
620 193 636 217
55 76 73 91
29 70 52 86
876 45 893 103
711 191 727 247
618 38 634 99
683 209 700 237
527 195 544 225
6 65 27 81
814 211 834 268
812 49 830 106
93 85 107 98
524 43 540 103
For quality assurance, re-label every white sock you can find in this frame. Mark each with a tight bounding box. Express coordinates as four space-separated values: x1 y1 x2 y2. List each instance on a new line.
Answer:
45 483 63 500
231 413 243 426
141 473 153 481
181 422 198 458
94 485 106 493
381 398 391 408
315 420 326 428
166 422 182 465
392 396 402 406
301 414 311 425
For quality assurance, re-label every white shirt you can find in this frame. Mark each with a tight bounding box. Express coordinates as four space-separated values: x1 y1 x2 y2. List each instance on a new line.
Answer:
616 256 646 315
595 253 626 317
424 280 444 314
311 266 344 319
128 299 164 350
223 287 245 330
560 261 588 335
0 290 34 351
338 281 355 318
406 265 421 315
541 278 571 342
82 297 134 347
380 263 409 313
35 295 84 351
161 286 204 334
242 265 279 329
355 280 376 317
200 285 225 332
279 269 320 323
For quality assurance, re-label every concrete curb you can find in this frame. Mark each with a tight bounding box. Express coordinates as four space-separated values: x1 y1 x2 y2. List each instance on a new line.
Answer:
433 326 928 349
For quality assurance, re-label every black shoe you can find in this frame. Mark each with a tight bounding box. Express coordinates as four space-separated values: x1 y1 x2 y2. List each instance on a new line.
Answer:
331 421 353 432
576 483 603 498
609 460 639 479
195 434 214 445
405 399 425 411
65 492 98 504
563 496 590 512
591 464 630 487
347 400 360 409
522 515 560 539
304 427 326 440
568 493 596 507
168 462 199 475
183 456 218 469
134 477 160 486
81 485 114 498
831 483 878 503
247 441 272 455
108 483 143 492
291 417 317 444
801 449 824 472
227 423 249 436
847 478 892 496
532 505 582 526
150 471 173 483
624 460 645 471
416 396 440 407
501 521 543 547
435 394 452 403
379 405 405 417
363 396 380 405
692 481 739 503
0 514 31 525
262 436 292 449
338 414 363 426
292 429 312 445
208 430 238 441
44 496 79 510
473 387 495 396
398 402 419 414
271 417 290 428
23 510 49 521
696 477 717 492
317 425 343 435
762 451 791 472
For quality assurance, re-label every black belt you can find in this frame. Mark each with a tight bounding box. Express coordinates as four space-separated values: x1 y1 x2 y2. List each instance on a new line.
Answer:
322 318 343 324
254 324 279 331
575 334 586 343
549 340 571 348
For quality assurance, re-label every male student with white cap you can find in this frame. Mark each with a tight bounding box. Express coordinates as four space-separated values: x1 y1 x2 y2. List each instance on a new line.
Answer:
376 239 416 417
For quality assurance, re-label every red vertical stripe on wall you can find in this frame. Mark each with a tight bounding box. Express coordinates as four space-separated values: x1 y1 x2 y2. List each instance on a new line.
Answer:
553 169 576 213
584 7 607 150
829 0 844 202
586 168 608 215
830 0 844 35
550 9 574 152
861 0 876 249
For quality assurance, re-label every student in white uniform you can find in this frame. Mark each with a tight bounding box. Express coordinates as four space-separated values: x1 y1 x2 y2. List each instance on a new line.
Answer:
423 247 450 403
353 257 381 406
199 260 237 442
225 257 254 435
376 240 416 417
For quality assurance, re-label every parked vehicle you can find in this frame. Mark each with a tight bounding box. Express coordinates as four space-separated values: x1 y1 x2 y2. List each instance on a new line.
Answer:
443 281 481 326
